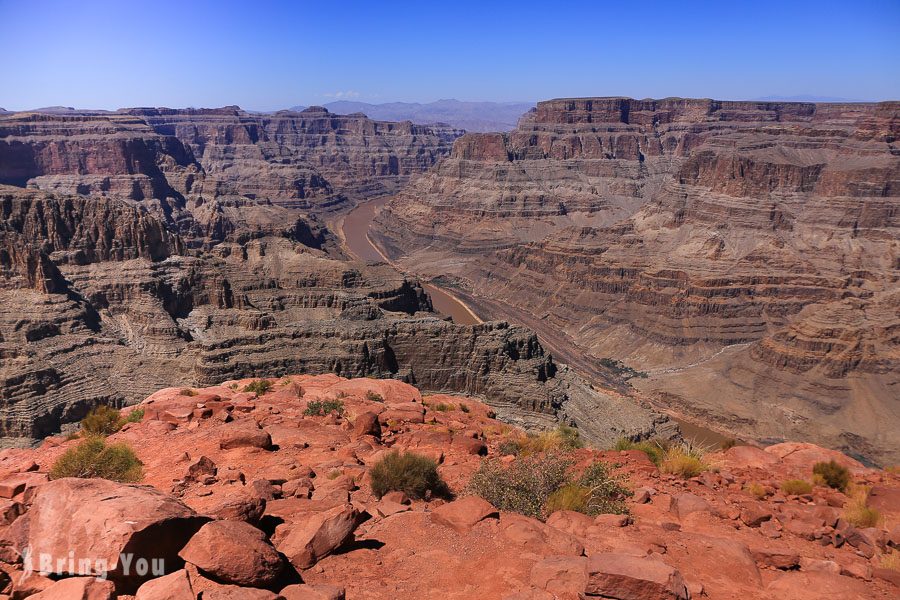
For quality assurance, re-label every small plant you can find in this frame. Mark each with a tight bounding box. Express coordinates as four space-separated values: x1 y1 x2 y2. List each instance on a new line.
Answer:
50 437 143 483
843 485 881 527
660 443 707 479
364 390 384 402
180 388 197 397
721 438 737 450
467 454 571 519
304 400 345 417
572 461 631 515
327 469 342 480
243 379 273 395
433 402 454 412
544 483 591 514
370 450 450 500
781 479 813 495
336 391 349 399
746 482 767 499
123 408 144 424
80 405 123 437
229 383 239 390
497 439 522 456
812 460 850 492
459 404 471 413
879 552 900 572
613 438 670 466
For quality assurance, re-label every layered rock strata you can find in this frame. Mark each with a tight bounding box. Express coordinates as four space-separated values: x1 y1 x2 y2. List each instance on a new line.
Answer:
372 97 900 464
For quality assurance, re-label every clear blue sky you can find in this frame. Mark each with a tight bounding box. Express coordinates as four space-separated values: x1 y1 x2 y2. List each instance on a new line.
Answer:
1 0 898 111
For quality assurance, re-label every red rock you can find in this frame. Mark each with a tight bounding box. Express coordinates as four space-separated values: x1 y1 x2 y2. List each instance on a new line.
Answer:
450 435 487 455
764 443 869 476
203 492 266 524
545 510 595 537
0 480 25 499
594 513 632 528
198 583 281 599
10 478 206 590
281 583 346 600
671 492 711 519
374 498 410 518
28 577 115 600
135 569 194 600
799 557 841 574
351 411 381 438
275 504 359 569
873 567 900 587
0 499 23 526
721 445 778 470
739 502 773 527
750 546 800 569
179 520 283 587
529 555 588 595
583 553 689 600
382 490 410 505
500 513 584 556
866 484 900 513
219 422 272 450
767 571 870 599
431 496 499 532
185 456 217 482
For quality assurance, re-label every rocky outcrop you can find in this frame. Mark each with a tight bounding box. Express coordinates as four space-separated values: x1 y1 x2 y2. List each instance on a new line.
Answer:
372 97 900 465
0 375 896 598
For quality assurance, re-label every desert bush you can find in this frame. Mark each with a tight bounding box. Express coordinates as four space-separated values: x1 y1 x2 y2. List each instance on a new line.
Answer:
459 403 471 413
123 408 144 424
879 552 900 572
574 461 631 515
180 388 197 397
80 405 124 437
364 390 384 402
781 479 813 495
370 450 450 500
50 437 143 483
514 426 586 456
468 454 571 519
813 460 850 492
660 443 707 478
304 400 345 417
746 482 767 499
243 379 273 395
613 438 668 466
843 485 881 527
497 439 522 456
432 402 454 412
544 483 591 514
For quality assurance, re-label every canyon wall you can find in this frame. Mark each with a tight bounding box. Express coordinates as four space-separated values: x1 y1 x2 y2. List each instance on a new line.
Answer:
372 97 900 465
0 108 665 447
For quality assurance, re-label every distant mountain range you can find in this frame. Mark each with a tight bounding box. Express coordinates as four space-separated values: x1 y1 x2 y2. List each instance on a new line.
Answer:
289 100 535 132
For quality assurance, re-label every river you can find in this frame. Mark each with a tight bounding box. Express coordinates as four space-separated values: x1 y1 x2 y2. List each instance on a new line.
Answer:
339 197 482 325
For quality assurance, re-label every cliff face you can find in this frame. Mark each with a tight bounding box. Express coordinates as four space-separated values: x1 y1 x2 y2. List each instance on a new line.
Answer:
127 106 461 210
372 97 900 465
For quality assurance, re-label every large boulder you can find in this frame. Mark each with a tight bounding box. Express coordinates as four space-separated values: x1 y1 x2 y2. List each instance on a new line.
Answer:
431 496 498 532
27 577 115 600
179 520 284 587
135 569 194 600
10 478 207 592
583 553 689 600
219 421 273 450
274 504 360 569
766 571 871 600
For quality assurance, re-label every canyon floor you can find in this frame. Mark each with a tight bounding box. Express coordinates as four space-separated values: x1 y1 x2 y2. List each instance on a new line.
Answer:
0 375 897 599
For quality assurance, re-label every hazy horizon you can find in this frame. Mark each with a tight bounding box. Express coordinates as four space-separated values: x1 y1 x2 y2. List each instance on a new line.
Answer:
1 0 898 111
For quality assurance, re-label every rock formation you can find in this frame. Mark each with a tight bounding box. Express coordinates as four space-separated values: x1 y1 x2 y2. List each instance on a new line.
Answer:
0 375 895 598
0 107 663 446
372 97 900 465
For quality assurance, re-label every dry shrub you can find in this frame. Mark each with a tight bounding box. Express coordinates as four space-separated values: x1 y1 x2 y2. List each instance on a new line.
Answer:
180 388 198 397
746 482 767 499
613 438 668 466
812 460 850 492
780 479 813 495
50 437 143 483
80 405 124 437
304 400 345 417
660 443 708 479
370 450 450 500
365 390 384 402
243 379 273 395
843 485 881 528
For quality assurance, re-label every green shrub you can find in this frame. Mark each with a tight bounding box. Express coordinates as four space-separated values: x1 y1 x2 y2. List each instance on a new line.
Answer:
243 379 273 395
781 479 813 495
813 460 850 492
459 404 470 413
122 408 144 424
576 461 631 515
370 450 450 500
467 454 571 519
50 437 143 483
364 390 384 402
304 400 345 417
614 438 668 466
80 405 124 437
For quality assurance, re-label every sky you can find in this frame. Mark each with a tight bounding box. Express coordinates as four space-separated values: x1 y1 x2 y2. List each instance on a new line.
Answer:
1 0 898 111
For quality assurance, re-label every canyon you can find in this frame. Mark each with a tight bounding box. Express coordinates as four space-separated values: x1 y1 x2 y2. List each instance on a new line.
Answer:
371 97 900 466
0 106 668 448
